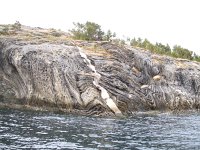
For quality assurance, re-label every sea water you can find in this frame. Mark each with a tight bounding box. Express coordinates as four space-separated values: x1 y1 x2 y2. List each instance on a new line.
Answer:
0 108 200 149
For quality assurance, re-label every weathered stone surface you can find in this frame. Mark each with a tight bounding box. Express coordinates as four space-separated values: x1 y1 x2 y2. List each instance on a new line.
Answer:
0 37 200 116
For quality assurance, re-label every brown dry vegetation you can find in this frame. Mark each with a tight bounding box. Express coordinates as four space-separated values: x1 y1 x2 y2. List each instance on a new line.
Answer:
82 45 112 57
0 24 71 43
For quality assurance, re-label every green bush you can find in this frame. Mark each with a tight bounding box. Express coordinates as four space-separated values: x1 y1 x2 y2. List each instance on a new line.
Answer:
70 21 200 62
69 21 115 41
70 21 104 41
130 37 200 62
171 45 193 60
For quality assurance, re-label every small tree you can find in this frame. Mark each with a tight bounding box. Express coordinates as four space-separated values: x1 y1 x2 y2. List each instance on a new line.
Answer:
112 38 126 46
70 22 85 40
12 21 21 31
193 53 200 62
172 45 193 60
142 38 151 49
69 21 104 41
130 38 137 47
137 38 143 47
103 30 116 41
104 30 112 41
154 43 171 54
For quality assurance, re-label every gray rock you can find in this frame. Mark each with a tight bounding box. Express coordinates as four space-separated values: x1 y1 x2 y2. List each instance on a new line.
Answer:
0 38 200 116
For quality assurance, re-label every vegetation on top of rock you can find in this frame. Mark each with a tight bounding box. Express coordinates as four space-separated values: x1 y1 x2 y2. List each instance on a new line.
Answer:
0 22 71 44
0 21 200 62
69 21 116 41
130 37 200 62
69 21 200 62
0 21 22 35
0 25 9 35
12 21 22 31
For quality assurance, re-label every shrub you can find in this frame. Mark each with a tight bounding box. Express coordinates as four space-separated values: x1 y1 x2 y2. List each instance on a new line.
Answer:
50 29 62 37
12 21 21 31
0 26 9 35
69 21 105 41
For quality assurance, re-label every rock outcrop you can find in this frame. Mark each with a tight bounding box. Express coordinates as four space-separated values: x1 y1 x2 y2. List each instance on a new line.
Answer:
0 28 200 116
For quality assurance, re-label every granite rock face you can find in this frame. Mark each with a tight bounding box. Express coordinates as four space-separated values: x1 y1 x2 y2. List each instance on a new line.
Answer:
0 38 200 116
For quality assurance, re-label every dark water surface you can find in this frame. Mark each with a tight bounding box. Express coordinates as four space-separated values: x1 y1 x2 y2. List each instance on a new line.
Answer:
0 108 200 150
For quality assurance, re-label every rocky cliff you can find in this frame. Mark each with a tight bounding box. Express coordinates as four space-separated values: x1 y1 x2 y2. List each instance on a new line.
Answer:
0 26 200 116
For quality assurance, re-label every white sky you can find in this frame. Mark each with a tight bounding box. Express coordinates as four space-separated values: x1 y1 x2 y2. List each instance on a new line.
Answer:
0 0 200 54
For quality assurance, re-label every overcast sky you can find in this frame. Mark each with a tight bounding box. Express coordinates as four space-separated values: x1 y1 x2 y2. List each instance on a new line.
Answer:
0 0 200 54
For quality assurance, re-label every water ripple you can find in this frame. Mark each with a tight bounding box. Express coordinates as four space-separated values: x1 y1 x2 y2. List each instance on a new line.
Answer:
0 108 200 149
